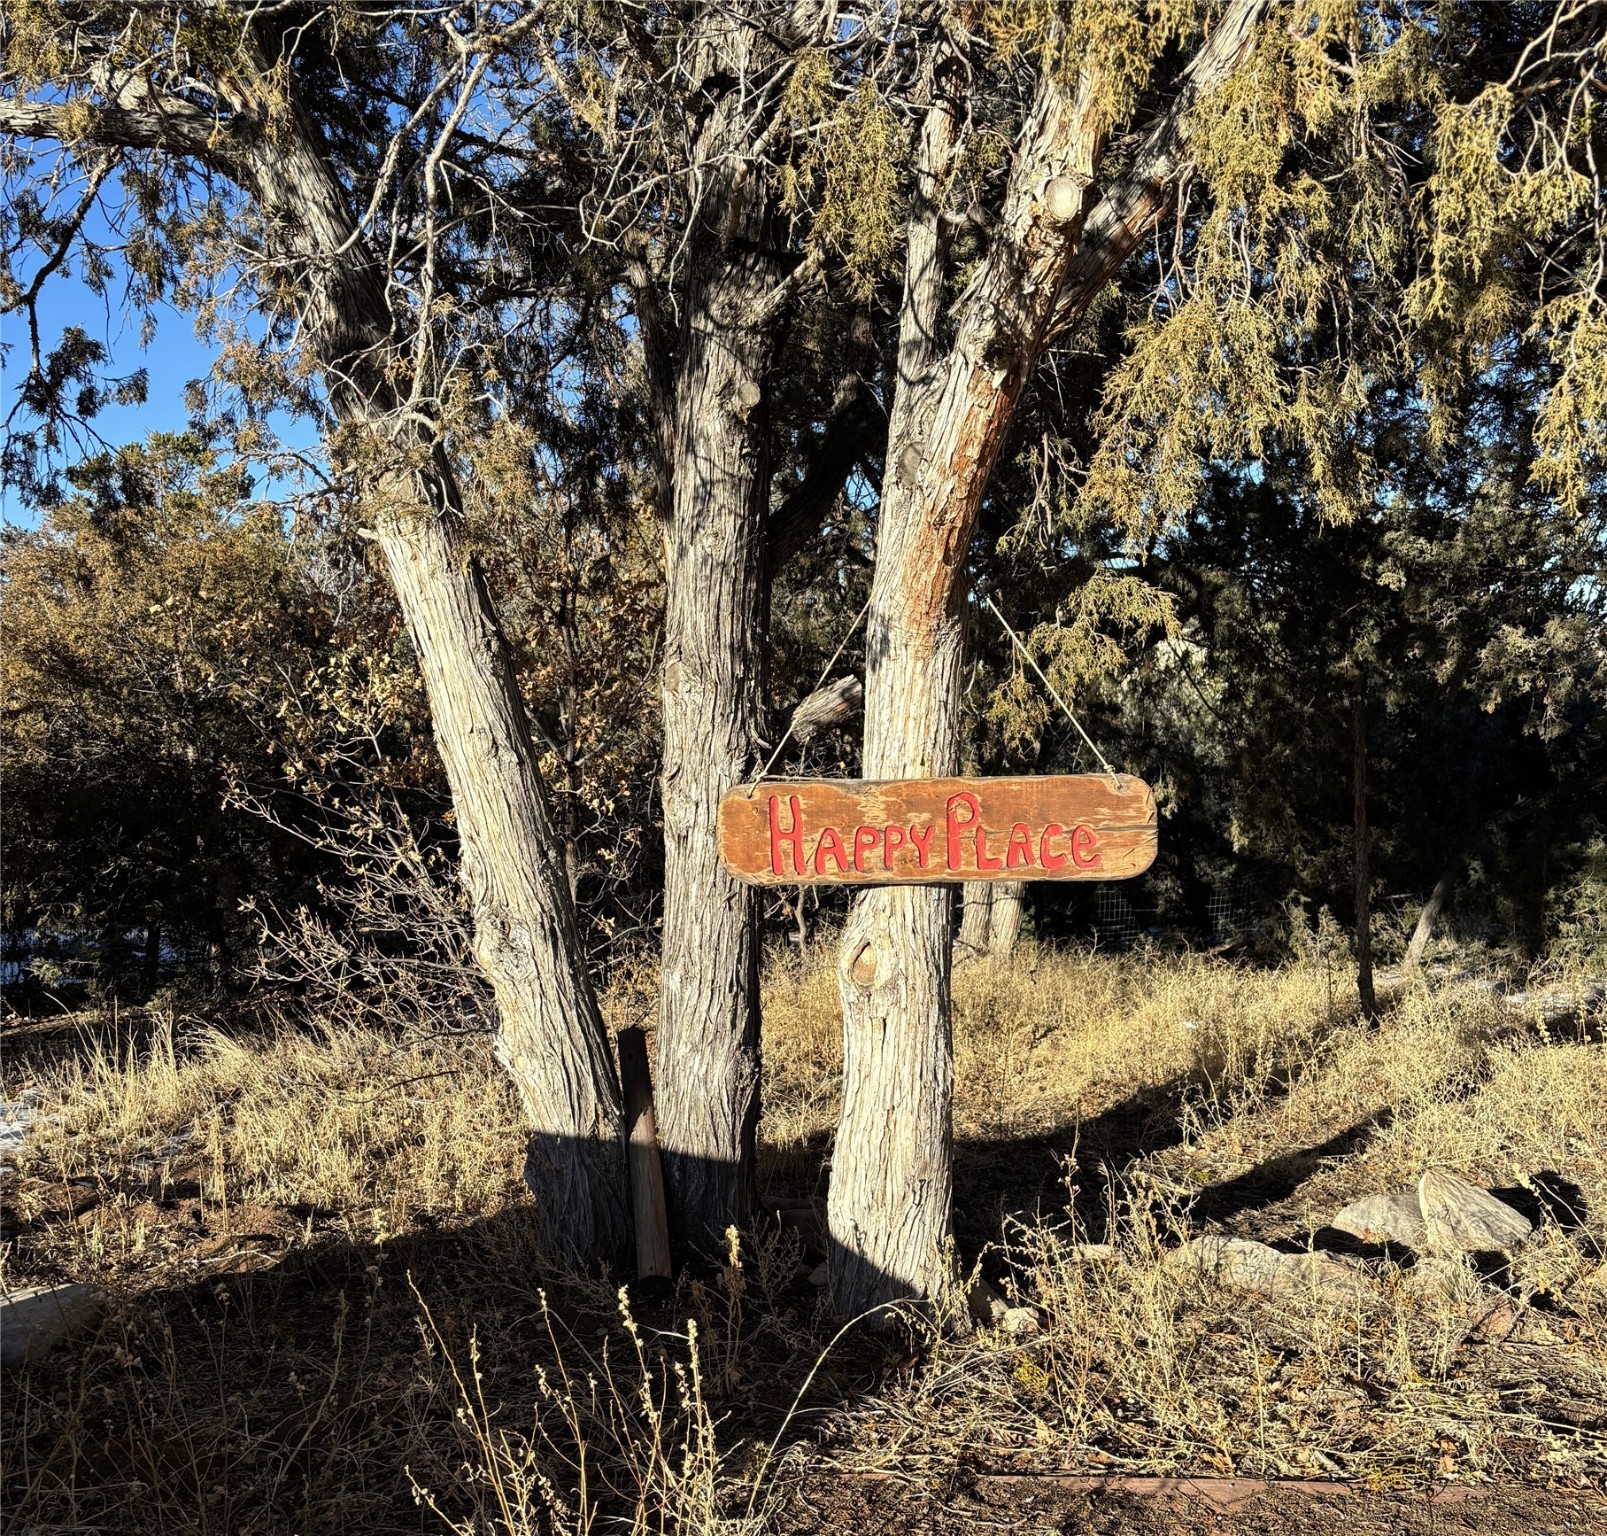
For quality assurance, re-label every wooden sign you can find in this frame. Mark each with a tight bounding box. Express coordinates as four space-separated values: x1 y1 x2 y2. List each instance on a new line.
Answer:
718 775 1156 887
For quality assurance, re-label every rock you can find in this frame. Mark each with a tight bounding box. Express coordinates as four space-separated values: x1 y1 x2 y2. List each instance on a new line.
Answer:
965 1276 1042 1335
1502 981 1605 1026
806 1262 829 1288
765 1199 824 1254
1330 1173 1534 1254
1 1282 103 1367
1057 1241 1116 1262
0 1100 38 1155
1418 1169 1532 1252
0 1098 41 1183
967 1275 1009 1326
1465 1297 1523 1343
1171 1235 1379 1303
1001 1305 1041 1337
1331 1189 1429 1248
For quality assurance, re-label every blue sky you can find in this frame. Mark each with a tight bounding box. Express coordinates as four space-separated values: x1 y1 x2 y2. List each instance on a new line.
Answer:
2 235 322 528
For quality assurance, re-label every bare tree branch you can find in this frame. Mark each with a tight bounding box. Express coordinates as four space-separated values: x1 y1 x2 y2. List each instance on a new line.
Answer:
0 98 259 173
1047 0 1271 337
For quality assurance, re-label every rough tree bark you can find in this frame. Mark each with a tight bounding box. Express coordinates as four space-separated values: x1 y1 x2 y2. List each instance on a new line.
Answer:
653 248 772 1250
829 2 1269 1316
371 489 629 1258
2 64 632 1263
639 3 855 1255
955 883 994 962
643 17 787 1256
1402 874 1453 978
258 95 633 1261
955 881 1024 959
988 883 1027 959
785 676 864 746
828 43 967 1314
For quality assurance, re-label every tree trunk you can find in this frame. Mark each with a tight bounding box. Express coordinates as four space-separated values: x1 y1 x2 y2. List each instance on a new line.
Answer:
988 882 1027 959
1402 874 1452 978
252 90 631 1262
955 883 994 962
143 922 162 996
829 2 1270 1317
828 48 967 1317
831 39 1117 1314
652 64 778 1256
373 495 630 1259
1353 688 1378 1024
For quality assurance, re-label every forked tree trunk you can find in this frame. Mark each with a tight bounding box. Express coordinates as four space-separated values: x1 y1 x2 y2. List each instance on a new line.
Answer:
831 50 1099 1298
829 3 1269 1317
831 41 1122 1313
988 882 1027 959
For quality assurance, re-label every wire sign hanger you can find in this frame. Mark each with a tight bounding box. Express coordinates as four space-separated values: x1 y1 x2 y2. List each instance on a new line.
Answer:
720 593 1155 888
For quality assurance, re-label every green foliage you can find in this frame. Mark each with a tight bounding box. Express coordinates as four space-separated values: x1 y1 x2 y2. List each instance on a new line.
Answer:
3 0 1604 973
779 79 903 303
979 0 1208 133
1078 0 1606 544
1548 840 1607 970
986 570 1178 758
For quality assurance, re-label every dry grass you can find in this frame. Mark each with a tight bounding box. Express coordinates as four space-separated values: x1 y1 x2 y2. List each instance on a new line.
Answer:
761 940 1365 1169
2 1014 529 1280
3 945 1605 1532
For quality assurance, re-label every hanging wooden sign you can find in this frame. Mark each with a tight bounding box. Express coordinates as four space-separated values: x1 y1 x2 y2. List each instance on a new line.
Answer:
718 775 1156 887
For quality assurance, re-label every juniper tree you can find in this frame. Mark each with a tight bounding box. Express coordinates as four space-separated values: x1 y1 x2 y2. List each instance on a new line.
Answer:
1 1 635 1261
6 0 1602 1307
0 435 329 990
0 0 918 1262
501 1 903 1250
819 0 1605 1313
1006 0 1607 1007
1131 404 1606 979
822 0 1271 1315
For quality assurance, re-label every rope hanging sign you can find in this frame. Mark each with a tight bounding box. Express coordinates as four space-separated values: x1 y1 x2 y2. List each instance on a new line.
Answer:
718 594 1156 888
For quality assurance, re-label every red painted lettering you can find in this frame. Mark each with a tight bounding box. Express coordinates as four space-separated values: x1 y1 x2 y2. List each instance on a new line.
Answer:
813 825 849 875
769 794 804 877
1071 824 1101 868
946 792 980 870
909 823 935 869
883 824 906 870
1039 823 1067 872
1006 822 1035 869
974 827 1003 871
852 825 880 873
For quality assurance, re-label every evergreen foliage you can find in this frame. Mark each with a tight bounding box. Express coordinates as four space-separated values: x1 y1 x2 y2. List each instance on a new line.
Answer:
3 0 1603 977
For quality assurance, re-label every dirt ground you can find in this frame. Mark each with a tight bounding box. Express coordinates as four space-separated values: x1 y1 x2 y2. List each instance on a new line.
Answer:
775 1476 1607 1534
5 959 1605 1534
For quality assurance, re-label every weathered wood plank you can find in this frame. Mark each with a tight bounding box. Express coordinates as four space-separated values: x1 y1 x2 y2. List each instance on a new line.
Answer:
718 775 1156 886
616 1027 672 1281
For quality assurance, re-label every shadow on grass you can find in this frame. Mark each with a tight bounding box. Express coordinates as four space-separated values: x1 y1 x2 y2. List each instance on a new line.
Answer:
4 1186 906 1536
12 979 1596 1533
0 1068 1311 1536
